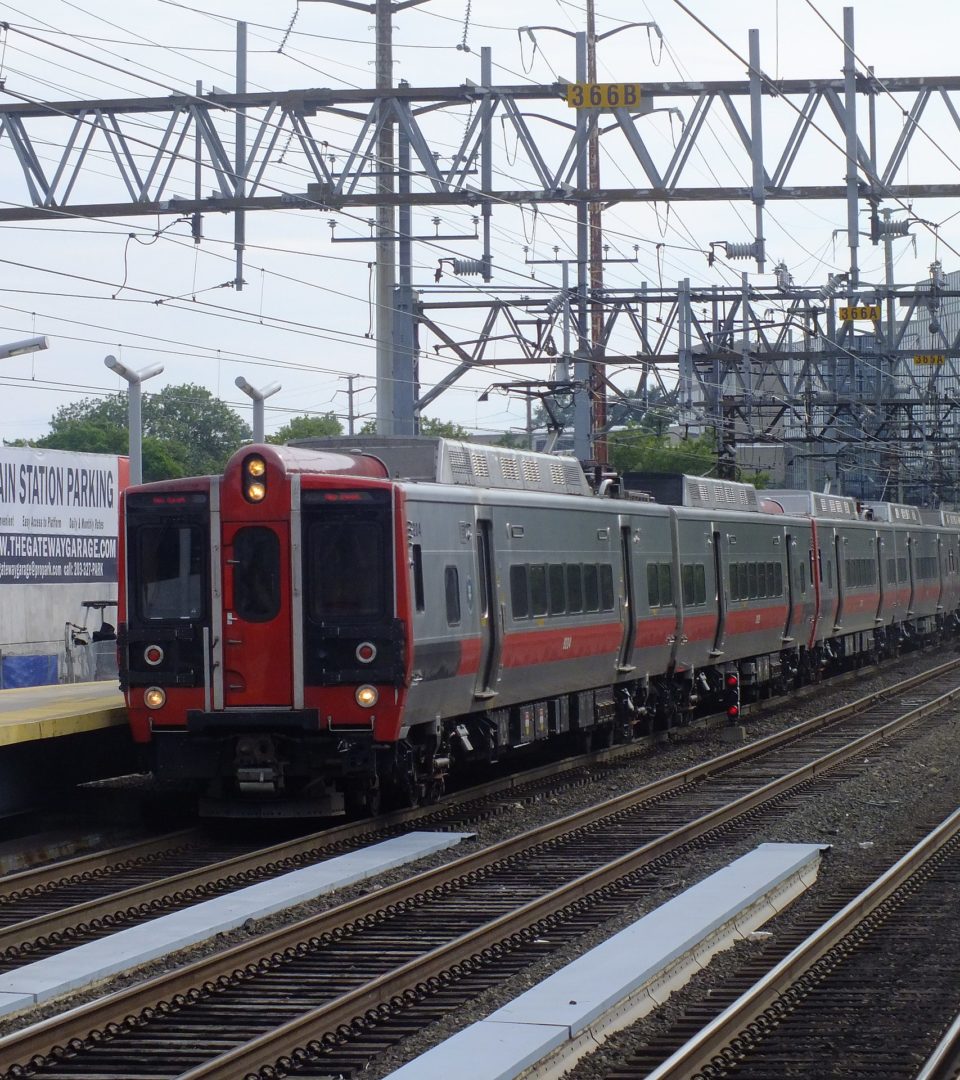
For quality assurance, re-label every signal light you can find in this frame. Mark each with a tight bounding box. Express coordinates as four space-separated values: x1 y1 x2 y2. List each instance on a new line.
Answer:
724 671 740 720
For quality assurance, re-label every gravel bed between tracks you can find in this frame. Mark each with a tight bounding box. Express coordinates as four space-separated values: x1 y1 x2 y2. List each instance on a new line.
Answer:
4 651 957 1053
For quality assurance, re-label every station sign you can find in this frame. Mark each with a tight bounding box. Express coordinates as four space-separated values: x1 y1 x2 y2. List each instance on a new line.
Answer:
913 353 946 365
566 82 643 109
0 447 128 585
838 304 882 321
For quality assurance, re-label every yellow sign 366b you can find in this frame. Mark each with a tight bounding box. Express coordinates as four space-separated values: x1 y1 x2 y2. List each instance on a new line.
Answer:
566 83 643 109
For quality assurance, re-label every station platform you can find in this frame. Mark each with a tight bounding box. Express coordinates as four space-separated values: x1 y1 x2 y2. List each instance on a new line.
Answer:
0 682 130 817
0 682 124 747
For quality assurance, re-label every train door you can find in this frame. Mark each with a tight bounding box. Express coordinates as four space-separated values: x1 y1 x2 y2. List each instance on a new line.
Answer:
834 533 846 630
783 532 797 643
474 518 502 699
222 521 293 707
906 535 916 615
617 523 636 671
875 535 886 624
711 529 726 657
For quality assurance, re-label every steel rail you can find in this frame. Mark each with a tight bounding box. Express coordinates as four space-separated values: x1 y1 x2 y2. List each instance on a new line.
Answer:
128 671 960 1078
916 1011 960 1080
643 805 960 1080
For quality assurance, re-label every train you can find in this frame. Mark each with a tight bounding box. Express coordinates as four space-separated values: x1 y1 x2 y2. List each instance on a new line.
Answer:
117 436 960 817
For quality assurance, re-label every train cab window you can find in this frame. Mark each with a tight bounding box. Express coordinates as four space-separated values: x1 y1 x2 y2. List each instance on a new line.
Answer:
529 564 548 616
307 520 387 620
233 527 280 623
886 558 896 584
510 565 529 619
566 564 583 612
412 545 425 613
138 523 205 621
898 557 907 582
549 564 566 615
583 564 600 611
827 560 833 588
799 562 806 594
599 565 615 611
444 566 461 625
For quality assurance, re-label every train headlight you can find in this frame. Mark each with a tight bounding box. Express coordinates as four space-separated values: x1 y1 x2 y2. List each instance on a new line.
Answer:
144 645 164 666
355 684 378 708
243 455 267 502
144 686 166 709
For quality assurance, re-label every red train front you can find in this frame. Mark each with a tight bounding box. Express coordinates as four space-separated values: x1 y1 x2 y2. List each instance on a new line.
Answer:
119 444 416 817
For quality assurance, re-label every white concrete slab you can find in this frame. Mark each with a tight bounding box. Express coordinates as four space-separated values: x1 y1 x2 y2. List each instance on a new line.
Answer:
383 842 826 1080
0 830 472 1013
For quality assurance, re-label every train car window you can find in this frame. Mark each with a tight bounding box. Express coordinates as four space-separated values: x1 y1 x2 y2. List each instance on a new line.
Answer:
308 520 387 620
658 563 674 606
583 564 600 611
529 564 548 616
729 564 739 602
826 558 833 588
566 564 583 612
412 545 425 613
233 527 281 623
799 561 806 594
138 523 205 621
898 557 907 582
681 564 694 606
758 562 768 598
774 563 783 596
444 566 461 625
510 565 529 619
747 562 758 599
648 563 661 606
599 565 615 611
549 564 566 615
695 564 706 604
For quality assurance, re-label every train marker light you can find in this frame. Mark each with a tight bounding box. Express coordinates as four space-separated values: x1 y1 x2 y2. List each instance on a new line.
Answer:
243 455 268 502
247 456 266 478
144 645 165 666
356 684 379 708
144 686 166 709
356 642 377 664
246 480 266 502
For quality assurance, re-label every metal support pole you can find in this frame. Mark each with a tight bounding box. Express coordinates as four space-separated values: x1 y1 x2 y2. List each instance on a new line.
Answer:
104 356 164 485
573 31 591 461
193 79 203 244
375 0 396 434
843 7 859 288
235 377 281 442
234 22 246 290
481 47 493 282
748 29 766 273
586 0 606 462
394 122 416 434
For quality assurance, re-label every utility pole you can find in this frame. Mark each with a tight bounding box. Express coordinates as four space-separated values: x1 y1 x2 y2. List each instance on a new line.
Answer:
586 0 606 462
341 374 361 435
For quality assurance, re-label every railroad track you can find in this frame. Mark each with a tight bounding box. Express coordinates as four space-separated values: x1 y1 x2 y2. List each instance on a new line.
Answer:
617 806 960 1080
0 653 910 972
2 658 958 1078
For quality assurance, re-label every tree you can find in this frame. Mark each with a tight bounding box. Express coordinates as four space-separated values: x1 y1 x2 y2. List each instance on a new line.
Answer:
418 417 472 439
608 425 717 476
267 413 343 444
29 383 250 481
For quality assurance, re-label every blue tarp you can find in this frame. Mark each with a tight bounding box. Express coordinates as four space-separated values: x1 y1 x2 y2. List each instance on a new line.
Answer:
0 654 58 688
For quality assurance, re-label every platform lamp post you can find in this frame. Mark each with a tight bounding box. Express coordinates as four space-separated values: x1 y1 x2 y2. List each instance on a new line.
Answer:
235 377 281 443
104 356 163 485
0 335 50 359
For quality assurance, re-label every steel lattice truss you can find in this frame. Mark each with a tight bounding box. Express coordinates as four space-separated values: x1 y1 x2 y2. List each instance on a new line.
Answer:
2 75 960 221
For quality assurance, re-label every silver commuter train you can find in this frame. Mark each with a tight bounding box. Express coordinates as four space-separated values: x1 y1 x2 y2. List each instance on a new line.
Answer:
118 436 960 816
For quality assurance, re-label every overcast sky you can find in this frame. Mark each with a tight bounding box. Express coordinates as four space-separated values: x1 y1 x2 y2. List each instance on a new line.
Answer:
0 0 958 444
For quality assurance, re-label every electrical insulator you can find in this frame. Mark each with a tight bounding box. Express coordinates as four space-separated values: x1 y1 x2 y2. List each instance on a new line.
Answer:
724 671 741 720
817 272 847 302
451 258 486 276
721 240 761 261
878 218 911 238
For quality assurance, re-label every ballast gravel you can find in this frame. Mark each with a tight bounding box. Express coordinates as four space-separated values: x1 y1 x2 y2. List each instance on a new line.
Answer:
3 649 959 1071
